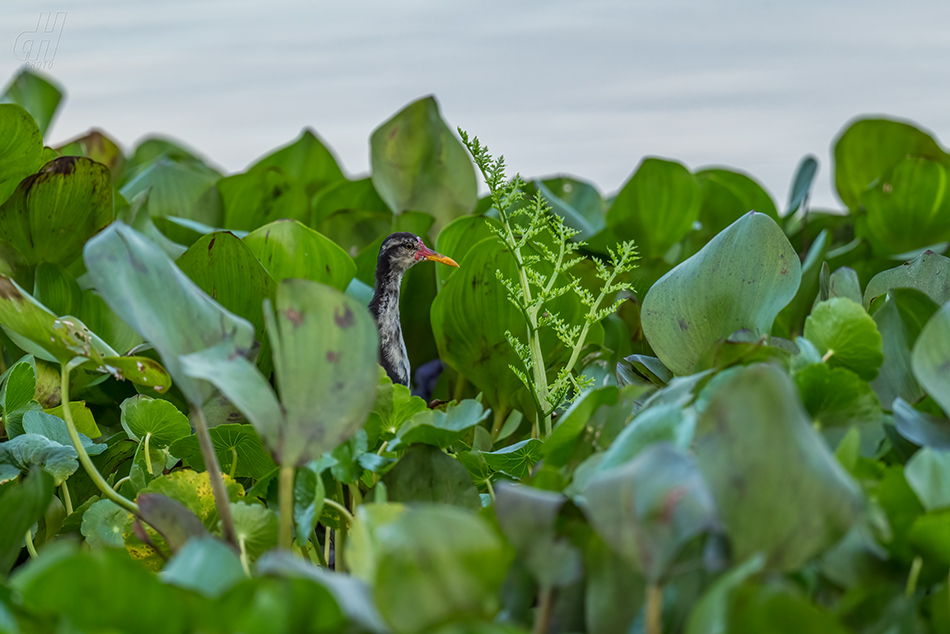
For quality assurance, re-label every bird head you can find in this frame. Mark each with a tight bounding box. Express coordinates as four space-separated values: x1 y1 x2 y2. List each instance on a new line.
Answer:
378 232 459 275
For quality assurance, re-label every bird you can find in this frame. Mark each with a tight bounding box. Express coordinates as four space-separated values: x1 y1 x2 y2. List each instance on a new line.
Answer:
369 232 458 386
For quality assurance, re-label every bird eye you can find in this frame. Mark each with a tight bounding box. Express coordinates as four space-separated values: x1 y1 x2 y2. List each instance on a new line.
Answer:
403 243 414 251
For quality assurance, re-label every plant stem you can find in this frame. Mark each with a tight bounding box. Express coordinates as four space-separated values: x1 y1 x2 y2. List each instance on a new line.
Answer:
324 525 331 566
491 408 506 440
348 483 362 514
453 373 467 402
24 529 38 558
646 584 663 634
279 463 295 550
239 534 250 576
112 476 131 491
60 482 73 516
906 556 923 597
144 432 153 475
190 404 237 548
532 586 553 634
336 523 347 573
322 498 355 525
60 364 139 515
313 538 328 568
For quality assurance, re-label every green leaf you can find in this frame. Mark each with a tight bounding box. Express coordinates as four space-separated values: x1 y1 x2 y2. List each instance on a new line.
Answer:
543 386 619 468
230 501 278 562
169 424 277 480
160 536 246 598
595 403 696 474
264 279 378 465
0 467 54 574
794 364 883 433
293 463 325 546
120 395 191 447
370 96 477 232
834 117 948 210
908 511 950 565
905 447 950 512
249 129 345 197
583 443 718 582
120 157 222 225
0 69 63 136
23 410 104 455
137 492 210 553
694 364 862 571
364 370 428 444
80 498 129 548
864 250 950 308
607 157 701 260
535 177 605 240
0 104 43 205
911 301 950 417
695 168 778 242
311 177 389 226
382 444 481 511
870 298 923 407
142 470 243 531
218 168 309 231
351 503 510 633
1 359 37 437
177 231 278 343
55 129 126 180
484 438 543 480
243 219 356 291
893 396 950 450
33 262 82 316
79 287 144 354
494 483 581 589
11 543 187 633
787 155 818 214
685 554 766 634
642 212 802 375
83 222 257 405
0 157 113 267
432 215 501 288
828 267 862 305
0 432 77 485
390 399 489 451
804 298 883 381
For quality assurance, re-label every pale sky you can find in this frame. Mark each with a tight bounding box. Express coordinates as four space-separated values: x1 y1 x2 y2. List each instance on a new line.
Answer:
3 0 949 210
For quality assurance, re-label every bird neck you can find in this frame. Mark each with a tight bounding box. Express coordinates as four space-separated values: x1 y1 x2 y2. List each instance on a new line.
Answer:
369 266 410 385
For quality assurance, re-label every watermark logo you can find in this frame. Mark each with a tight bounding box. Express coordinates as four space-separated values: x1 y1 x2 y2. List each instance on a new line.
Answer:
14 12 67 70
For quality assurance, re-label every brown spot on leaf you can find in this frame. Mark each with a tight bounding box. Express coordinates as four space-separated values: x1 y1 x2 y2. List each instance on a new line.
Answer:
334 306 354 328
678 319 688 331
325 265 331 274
0 277 23 301
389 125 399 140
283 308 304 327
659 486 688 523
326 350 339 363
208 237 216 251
43 156 78 175
334 382 345 391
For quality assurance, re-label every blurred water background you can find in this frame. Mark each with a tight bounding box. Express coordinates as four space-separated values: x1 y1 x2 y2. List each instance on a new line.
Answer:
2 0 948 210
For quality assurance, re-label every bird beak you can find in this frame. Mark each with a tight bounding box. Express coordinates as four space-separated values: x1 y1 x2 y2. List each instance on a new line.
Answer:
417 243 459 267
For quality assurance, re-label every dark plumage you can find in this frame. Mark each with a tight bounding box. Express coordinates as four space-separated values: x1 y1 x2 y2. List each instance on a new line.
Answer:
369 232 458 386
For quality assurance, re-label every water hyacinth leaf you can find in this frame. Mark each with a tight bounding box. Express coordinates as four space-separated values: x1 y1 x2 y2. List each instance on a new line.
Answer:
0 157 112 267
911 302 950 417
115 189 187 260
685 554 766 634
694 168 778 241
169 424 277 480
370 96 477 232
804 298 883 381
244 219 356 291
120 157 222 225
311 176 390 226
0 467 53 574
828 267 862 305
383 444 481 511
595 404 696 475
863 250 950 309
870 299 923 407
389 399 490 450
543 386 619 468
607 157 701 260
494 483 582 589
83 223 256 406
0 433 78 484
693 364 862 571
264 279 378 466
904 447 950 512
535 177 605 240
892 397 950 450
119 395 191 447
433 215 501 288
136 493 209 553
794 364 883 432
44 402 100 439
1 68 63 135
100 355 171 393
176 231 277 343
230 501 278 561
1 359 37 436
787 155 819 214
33 262 82 316
55 129 126 180
484 438 543 480
890 288 940 348
249 128 345 197
0 103 43 204
860 157 950 255
583 443 718 582
80 498 128 548
218 168 309 231
642 212 802 375
160 536 246 598
293 463 325 545
142 470 243 531
834 117 948 210
359 504 509 633
22 410 104 456
256 551 389 634
364 370 428 444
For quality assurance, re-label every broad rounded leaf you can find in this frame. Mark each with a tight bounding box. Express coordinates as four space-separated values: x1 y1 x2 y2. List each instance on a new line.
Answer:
0 467 54 574
905 447 950 512
1 69 63 136
370 96 477 232
249 128 345 197
120 158 222 225
695 168 777 241
642 212 801 375
864 250 950 309
390 399 489 450
160 536 246 598
218 168 309 231
0 156 113 267
804 298 884 381
55 129 126 180
120 395 191 447
607 157 701 260
169 424 277 480
0 103 43 205
912 302 950 417
383 444 481 511
244 219 356 291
